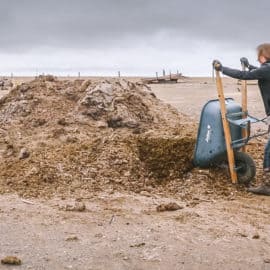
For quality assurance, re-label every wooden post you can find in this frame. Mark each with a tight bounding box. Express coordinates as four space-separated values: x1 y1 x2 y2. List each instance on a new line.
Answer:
241 63 248 152
215 70 238 183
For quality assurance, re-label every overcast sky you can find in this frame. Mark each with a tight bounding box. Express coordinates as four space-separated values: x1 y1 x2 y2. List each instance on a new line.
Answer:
0 0 269 76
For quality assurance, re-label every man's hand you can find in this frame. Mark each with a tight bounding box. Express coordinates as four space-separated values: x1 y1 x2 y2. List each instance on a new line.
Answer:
212 60 222 71
240 57 249 68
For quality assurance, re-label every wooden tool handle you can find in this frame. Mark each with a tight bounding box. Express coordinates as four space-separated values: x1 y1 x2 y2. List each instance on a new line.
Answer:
241 64 248 152
215 70 238 183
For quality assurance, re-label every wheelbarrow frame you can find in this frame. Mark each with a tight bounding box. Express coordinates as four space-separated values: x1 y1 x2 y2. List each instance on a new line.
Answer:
215 69 268 183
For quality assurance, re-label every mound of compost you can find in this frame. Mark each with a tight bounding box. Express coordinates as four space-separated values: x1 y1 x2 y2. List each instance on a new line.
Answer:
0 78 13 91
0 76 201 198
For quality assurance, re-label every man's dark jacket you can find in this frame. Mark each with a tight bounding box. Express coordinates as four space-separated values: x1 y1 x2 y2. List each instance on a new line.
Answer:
222 61 270 115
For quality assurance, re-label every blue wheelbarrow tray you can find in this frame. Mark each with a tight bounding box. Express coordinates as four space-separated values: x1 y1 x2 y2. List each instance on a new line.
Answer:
193 98 258 168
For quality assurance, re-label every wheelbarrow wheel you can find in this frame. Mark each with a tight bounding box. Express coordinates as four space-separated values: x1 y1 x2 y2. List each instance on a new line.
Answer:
234 151 256 185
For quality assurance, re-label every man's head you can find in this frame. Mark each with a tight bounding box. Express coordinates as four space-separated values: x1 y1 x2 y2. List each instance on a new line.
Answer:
257 43 270 64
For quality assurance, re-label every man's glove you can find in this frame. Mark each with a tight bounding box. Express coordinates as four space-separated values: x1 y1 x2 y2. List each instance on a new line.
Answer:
240 57 249 68
212 60 222 71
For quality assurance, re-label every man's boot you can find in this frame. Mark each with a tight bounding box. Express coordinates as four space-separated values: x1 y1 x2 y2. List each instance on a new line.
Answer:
247 171 270 196
247 184 270 196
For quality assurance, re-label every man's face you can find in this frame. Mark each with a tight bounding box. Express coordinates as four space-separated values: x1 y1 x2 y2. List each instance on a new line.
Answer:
258 55 267 64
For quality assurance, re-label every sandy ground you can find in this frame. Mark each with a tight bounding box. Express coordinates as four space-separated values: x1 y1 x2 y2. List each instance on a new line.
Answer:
1 77 270 270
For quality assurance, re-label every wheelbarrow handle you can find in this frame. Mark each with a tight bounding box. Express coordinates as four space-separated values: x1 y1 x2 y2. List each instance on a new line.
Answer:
231 120 251 149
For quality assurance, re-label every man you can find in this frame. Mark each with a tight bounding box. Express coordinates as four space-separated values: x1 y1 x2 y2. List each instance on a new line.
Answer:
213 43 270 196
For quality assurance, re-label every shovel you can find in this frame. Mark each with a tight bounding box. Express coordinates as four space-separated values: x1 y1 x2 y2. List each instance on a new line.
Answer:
241 63 248 152
214 65 238 183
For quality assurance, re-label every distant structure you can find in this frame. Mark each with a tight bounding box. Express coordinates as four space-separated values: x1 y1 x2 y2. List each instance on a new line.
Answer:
142 70 186 84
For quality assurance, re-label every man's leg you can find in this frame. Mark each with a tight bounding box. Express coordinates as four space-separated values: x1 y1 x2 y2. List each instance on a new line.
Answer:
247 139 270 195
263 138 270 170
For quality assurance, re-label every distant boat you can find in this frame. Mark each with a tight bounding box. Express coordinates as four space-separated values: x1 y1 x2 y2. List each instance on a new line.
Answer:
142 73 187 84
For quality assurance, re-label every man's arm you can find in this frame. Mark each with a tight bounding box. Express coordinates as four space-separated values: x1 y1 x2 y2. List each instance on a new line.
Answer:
222 65 270 80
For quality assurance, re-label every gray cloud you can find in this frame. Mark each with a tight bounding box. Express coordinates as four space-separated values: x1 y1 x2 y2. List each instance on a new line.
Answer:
1 0 269 50
0 0 269 75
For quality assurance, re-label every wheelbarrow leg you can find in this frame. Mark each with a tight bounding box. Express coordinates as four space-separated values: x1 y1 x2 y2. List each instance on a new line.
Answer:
241 63 248 152
215 70 238 183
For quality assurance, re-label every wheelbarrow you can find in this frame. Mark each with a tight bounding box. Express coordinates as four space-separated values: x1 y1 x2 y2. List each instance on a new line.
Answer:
193 64 268 185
